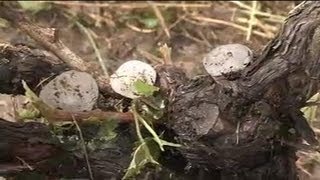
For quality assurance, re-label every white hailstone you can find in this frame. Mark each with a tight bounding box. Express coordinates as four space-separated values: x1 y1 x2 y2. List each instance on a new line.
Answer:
39 70 99 111
110 60 157 99
203 44 253 78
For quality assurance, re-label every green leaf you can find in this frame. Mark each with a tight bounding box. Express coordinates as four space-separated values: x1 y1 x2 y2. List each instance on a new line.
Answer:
122 139 160 179
22 80 41 102
133 79 159 97
139 17 158 29
18 1 51 13
136 112 181 151
22 80 56 119
301 92 320 123
158 139 181 148
0 18 8 28
140 96 166 120
98 119 118 141
17 105 40 119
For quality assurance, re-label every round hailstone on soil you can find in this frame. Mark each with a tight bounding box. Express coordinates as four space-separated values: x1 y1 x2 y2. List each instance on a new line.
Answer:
110 60 157 99
203 44 253 78
39 70 99 112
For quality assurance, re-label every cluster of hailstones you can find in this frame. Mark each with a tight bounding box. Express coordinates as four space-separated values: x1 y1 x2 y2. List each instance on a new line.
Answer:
39 44 253 111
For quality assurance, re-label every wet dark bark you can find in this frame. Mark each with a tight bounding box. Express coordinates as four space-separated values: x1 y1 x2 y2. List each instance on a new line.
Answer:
166 2 320 179
1 1 320 180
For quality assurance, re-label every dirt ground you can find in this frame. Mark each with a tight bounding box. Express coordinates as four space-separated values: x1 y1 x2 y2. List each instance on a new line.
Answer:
0 1 298 77
1 1 319 179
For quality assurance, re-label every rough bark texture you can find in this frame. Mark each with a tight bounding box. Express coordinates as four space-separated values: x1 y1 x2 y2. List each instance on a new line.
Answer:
1 1 320 180
165 2 320 179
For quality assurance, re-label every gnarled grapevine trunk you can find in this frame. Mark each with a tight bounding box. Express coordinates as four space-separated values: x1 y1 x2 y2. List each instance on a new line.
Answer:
166 2 320 179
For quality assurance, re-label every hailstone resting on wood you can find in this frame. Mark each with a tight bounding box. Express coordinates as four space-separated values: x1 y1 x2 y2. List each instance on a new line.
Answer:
39 70 99 111
203 44 253 83
110 60 157 99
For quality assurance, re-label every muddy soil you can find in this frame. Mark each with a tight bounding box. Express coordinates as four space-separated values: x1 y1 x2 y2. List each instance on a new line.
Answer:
0 2 294 77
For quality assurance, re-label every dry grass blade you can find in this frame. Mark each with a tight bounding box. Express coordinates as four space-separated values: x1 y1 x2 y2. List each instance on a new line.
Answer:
76 22 109 78
15 156 34 170
155 13 187 40
126 22 156 33
72 115 94 180
297 162 312 177
137 48 163 64
50 1 212 9
196 30 212 47
236 17 276 37
189 16 246 31
159 43 173 65
231 1 285 21
231 1 252 10
182 28 211 47
236 121 240 144
246 1 258 41
313 127 320 135
231 1 284 41
239 9 285 23
35 74 56 87
87 13 116 28
148 1 170 38
189 15 272 39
